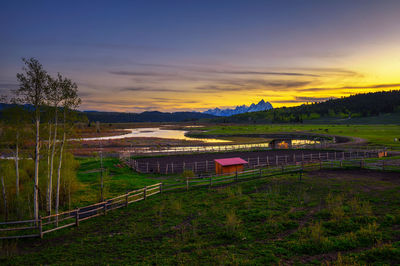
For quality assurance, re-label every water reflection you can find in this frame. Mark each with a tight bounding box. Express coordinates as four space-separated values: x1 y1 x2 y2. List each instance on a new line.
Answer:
78 127 231 143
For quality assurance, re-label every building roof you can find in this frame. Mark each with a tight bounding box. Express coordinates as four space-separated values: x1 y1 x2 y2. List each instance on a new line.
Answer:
214 157 248 166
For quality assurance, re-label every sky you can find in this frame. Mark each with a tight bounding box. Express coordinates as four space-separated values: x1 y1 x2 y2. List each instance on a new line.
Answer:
1 0 400 112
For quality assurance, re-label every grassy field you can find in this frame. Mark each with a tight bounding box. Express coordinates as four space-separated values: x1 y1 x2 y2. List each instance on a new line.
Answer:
2 167 400 264
72 157 165 207
194 124 400 149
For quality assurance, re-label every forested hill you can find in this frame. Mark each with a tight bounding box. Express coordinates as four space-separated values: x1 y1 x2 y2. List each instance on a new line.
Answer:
212 90 400 123
83 110 215 123
0 104 215 123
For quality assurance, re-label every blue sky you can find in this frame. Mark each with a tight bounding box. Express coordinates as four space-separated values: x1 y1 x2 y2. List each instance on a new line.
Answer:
1 0 400 111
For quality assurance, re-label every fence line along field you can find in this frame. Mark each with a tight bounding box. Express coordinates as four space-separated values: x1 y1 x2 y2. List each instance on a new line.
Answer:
129 149 385 174
1 155 399 240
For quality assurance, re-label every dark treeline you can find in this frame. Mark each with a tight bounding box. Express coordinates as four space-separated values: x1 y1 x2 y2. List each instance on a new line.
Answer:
213 90 400 123
83 110 215 123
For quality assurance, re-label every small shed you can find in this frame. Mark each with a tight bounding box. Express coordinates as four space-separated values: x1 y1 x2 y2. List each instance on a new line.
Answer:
214 157 248 175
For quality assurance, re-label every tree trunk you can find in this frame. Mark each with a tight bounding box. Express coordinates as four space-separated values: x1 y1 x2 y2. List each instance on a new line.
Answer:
46 123 51 214
34 115 40 222
1 174 8 222
48 107 58 215
55 110 65 225
15 131 19 198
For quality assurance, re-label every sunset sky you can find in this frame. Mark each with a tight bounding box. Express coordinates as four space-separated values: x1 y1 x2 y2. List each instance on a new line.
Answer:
1 0 400 112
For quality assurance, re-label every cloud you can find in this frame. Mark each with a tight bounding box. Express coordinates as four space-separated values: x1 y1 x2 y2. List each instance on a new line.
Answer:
295 96 337 102
109 71 175 77
298 83 400 92
120 87 184 93
194 80 312 93
200 69 320 77
271 96 336 104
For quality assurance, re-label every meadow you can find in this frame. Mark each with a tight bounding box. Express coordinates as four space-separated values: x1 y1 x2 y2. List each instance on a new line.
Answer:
2 164 400 264
194 124 400 149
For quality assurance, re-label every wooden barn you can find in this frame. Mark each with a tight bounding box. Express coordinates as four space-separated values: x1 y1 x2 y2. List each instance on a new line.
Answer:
214 157 248 175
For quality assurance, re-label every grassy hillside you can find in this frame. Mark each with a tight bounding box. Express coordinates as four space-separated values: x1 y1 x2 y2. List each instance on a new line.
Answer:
194 124 400 149
2 168 400 264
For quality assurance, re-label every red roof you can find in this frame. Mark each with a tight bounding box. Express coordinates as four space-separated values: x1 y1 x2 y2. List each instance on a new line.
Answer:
214 157 248 166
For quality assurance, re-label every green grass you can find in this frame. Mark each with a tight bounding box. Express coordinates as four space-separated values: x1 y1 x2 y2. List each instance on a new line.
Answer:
194 124 400 149
73 157 167 206
2 168 400 264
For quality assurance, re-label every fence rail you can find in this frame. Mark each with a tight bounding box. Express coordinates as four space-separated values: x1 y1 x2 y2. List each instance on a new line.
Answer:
1 155 397 240
128 150 384 174
119 141 332 158
0 183 162 240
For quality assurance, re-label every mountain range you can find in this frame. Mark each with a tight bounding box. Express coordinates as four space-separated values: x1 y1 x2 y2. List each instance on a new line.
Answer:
204 99 273 116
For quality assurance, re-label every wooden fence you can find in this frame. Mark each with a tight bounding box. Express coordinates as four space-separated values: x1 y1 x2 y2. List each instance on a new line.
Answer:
161 158 400 192
0 183 162 240
119 141 330 157
1 156 398 240
129 150 381 174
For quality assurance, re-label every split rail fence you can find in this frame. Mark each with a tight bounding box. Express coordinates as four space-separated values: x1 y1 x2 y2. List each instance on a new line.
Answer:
0 183 162 240
1 156 397 240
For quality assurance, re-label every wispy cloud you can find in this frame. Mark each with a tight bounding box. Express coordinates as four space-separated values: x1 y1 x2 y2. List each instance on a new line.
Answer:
298 83 400 92
120 87 184 93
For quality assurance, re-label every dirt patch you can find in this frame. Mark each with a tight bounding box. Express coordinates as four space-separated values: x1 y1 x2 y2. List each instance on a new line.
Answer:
307 169 400 191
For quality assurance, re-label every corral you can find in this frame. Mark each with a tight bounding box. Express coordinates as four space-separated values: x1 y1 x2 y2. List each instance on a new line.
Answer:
130 149 381 174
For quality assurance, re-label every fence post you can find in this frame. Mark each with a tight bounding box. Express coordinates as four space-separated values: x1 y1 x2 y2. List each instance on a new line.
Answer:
276 156 278 166
205 160 208 172
259 168 262 177
157 162 160 173
266 156 269 167
183 162 185 170
186 177 189 191
38 216 43 239
76 208 80 227
195 162 197 172
293 154 296 163
146 163 149 173
143 187 147 200
160 183 163 193
171 163 174 173
334 151 337 160
104 202 107 216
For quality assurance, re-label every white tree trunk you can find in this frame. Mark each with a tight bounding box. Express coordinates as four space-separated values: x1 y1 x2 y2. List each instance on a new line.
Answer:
55 115 65 225
48 107 58 215
46 123 51 214
34 117 40 222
